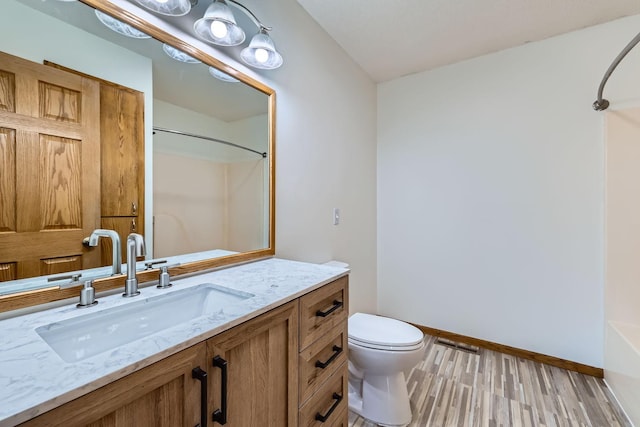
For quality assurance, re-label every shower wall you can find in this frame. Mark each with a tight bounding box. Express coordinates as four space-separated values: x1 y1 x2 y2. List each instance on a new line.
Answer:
604 106 640 424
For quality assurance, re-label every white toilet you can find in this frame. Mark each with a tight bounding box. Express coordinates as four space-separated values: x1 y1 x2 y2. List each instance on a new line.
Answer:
348 313 425 426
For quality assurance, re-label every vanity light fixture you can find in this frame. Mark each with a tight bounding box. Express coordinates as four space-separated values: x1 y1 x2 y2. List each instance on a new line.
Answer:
95 10 151 39
162 43 201 63
96 0 282 70
133 0 192 16
195 0 283 70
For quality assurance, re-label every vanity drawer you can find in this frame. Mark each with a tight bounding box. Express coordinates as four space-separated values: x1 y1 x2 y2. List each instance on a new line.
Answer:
329 406 348 427
299 276 348 350
299 323 348 405
298 361 348 427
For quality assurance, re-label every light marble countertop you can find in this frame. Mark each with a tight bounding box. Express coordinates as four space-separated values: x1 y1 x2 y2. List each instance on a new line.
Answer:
0 257 349 426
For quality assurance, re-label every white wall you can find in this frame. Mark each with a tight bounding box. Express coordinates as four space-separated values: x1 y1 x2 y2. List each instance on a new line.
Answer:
202 0 381 313
265 1 378 314
378 14 640 367
108 0 378 314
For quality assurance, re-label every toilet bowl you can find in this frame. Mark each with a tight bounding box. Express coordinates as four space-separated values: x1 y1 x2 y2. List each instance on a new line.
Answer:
348 313 425 427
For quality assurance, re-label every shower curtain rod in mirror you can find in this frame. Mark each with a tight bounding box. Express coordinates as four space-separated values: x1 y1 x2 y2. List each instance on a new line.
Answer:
593 31 640 111
153 126 267 158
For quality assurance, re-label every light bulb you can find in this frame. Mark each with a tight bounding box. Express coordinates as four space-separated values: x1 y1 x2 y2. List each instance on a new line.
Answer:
254 48 269 63
211 20 228 39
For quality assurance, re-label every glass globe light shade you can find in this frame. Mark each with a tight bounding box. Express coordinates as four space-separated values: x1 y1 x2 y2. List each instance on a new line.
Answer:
133 0 191 16
240 32 283 70
208 67 240 83
162 44 201 64
193 1 245 46
95 10 151 39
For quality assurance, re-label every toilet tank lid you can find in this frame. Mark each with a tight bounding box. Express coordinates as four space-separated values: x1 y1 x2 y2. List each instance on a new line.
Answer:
348 313 424 347
322 260 349 268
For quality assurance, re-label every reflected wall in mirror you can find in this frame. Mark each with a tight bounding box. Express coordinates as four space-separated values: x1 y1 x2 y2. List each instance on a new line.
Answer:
0 0 275 307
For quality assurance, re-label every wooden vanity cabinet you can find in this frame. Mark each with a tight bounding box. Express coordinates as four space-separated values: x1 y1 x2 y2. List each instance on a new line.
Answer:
17 276 349 427
19 343 208 427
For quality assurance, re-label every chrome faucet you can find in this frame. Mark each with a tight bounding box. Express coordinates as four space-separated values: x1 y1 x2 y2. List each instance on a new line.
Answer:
85 229 122 275
124 233 146 298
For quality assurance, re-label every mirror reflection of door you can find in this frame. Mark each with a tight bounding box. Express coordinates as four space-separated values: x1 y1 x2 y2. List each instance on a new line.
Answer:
0 51 101 281
45 61 146 267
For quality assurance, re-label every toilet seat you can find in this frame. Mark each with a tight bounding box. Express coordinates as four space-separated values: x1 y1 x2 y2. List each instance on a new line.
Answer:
348 313 424 351
349 337 424 352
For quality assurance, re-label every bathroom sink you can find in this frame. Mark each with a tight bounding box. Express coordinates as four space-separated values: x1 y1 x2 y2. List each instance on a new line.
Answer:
36 283 254 363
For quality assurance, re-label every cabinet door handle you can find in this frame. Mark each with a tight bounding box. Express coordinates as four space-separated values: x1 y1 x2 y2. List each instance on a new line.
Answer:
131 202 137 215
316 300 343 317
315 392 343 423
192 367 208 427
212 355 228 425
131 218 136 232
315 345 343 369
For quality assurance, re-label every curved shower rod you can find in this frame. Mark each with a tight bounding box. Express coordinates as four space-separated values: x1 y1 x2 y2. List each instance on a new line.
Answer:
593 31 640 111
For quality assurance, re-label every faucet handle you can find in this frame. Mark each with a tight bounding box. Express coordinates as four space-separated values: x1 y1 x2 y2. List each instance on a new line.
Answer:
144 260 168 270
48 273 82 287
77 280 98 308
157 266 173 289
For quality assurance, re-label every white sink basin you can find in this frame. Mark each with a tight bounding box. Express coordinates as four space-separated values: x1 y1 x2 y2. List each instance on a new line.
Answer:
36 283 254 363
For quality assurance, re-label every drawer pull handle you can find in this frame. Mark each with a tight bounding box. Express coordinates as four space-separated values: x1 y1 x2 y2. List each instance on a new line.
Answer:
212 355 228 425
315 345 343 369
315 392 343 423
191 367 208 427
316 300 343 317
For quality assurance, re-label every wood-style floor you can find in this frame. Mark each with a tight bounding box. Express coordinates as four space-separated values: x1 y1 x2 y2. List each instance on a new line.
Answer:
348 335 631 427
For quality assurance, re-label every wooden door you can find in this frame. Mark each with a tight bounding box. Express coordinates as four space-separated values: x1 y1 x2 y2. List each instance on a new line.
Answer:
100 84 144 218
98 85 145 267
207 301 299 426
44 62 146 269
0 51 101 281
18 343 207 427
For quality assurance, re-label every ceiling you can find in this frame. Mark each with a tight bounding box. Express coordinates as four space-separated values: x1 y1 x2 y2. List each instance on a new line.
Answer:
296 0 640 82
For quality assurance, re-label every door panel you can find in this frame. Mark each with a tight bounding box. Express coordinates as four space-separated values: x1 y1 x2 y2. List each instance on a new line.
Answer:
0 127 16 232
100 85 143 217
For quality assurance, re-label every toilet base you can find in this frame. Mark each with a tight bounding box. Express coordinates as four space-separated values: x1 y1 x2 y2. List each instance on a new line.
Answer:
348 371 412 427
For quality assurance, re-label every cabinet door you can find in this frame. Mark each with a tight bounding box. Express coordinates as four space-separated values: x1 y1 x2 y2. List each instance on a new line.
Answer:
207 301 299 426
19 344 208 427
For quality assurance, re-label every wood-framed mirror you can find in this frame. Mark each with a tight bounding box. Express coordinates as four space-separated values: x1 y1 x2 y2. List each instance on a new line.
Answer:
0 0 276 313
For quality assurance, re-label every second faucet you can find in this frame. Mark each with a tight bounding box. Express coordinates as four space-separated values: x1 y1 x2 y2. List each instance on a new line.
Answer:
124 233 146 298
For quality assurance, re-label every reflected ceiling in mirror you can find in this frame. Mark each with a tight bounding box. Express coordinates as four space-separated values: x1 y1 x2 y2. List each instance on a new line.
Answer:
0 0 275 307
